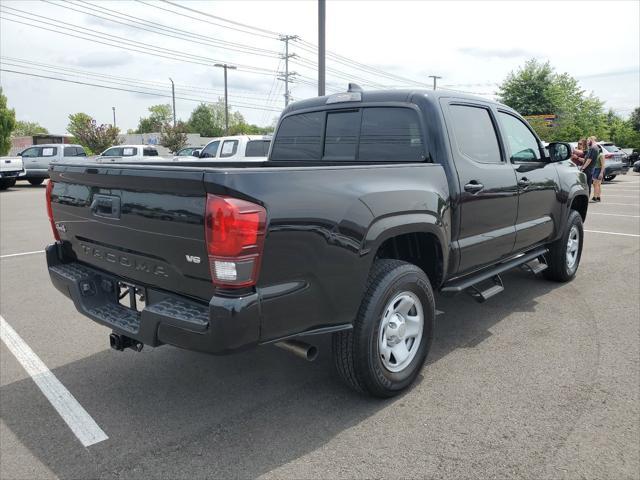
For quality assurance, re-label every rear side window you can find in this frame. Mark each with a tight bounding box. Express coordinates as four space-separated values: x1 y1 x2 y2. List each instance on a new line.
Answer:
220 140 239 158
143 148 158 157
245 140 271 157
449 105 502 163
358 108 423 162
122 147 137 157
200 141 219 158
271 111 323 160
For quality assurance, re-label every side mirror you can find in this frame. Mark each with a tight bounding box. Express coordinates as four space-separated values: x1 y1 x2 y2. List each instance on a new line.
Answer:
547 142 572 162
192 150 201 157
17 152 22 156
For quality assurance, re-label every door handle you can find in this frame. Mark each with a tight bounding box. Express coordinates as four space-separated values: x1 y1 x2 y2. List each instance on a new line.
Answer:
518 178 531 188
464 181 484 193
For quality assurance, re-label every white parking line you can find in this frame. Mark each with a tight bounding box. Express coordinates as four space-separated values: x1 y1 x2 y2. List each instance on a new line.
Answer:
601 195 640 198
593 203 640 206
590 213 640 218
0 316 108 447
584 229 640 238
0 250 44 259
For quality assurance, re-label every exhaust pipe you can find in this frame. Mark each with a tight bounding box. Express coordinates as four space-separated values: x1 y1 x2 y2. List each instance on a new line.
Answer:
109 333 143 352
275 339 318 361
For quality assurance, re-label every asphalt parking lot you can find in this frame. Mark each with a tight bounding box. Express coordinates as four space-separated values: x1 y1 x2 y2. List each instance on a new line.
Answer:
1 174 639 480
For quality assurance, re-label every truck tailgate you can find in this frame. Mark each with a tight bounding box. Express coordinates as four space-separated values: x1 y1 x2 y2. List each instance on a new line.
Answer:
49 164 213 301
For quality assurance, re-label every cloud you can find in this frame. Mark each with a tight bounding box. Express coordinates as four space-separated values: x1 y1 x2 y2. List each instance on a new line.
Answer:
66 52 134 68
459 47 535 59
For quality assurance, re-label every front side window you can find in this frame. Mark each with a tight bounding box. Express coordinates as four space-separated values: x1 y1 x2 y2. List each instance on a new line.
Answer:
449 105 501 163
220 140 238 158
324 110 359 160
498 112 541 162
245 140 271 157
200 141 220 158
21 147 40 157
102 147 121 156
64 147 81 156
271 111 324 160
143 148 158 157
41 147 57 157
76 147 87 156
358 108 424 162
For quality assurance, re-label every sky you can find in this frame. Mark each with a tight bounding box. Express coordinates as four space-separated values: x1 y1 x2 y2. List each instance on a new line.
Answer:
1 0 638 134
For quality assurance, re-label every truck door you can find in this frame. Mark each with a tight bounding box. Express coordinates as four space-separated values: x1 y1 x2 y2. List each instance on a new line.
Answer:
443 101 519 273
496 111 561 251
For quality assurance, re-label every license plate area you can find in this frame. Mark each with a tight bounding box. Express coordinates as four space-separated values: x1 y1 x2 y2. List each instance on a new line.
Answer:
117 281 146 312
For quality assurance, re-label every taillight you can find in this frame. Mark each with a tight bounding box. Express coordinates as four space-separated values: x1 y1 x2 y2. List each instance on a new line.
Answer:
205 194 266 288
605 153 613 159
45 180 60 241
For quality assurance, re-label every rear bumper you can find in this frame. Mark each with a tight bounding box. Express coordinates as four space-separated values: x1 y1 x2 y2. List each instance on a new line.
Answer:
46 243 261 354
0 170 23 178
605 164 627 176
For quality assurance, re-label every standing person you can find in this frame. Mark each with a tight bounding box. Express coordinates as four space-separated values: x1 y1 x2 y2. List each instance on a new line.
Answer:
591 149 605 202
571 138 587 167
580 136 599 197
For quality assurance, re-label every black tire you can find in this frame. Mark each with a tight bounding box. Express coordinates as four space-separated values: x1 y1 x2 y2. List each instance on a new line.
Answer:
604 175 615 181
543 210 583 282
28 178 45 186
332 259 435 397
0 179 12 190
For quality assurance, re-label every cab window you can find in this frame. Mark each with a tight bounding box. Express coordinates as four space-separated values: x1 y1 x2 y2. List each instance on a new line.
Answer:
21 147 40 157
200 141 220 158
102 147 121 156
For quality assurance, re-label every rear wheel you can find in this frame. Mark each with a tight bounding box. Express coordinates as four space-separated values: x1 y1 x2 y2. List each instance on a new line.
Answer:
0 179 15 190
28 178 45 186
332 259 434 397
543 210 583 282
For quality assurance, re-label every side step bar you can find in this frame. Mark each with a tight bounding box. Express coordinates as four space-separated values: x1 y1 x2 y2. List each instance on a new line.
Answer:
441 247 548 301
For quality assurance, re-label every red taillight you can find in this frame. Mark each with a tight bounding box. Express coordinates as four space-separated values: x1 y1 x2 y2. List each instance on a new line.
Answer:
605 153 613 159
46 180 60 241
205 194 266 288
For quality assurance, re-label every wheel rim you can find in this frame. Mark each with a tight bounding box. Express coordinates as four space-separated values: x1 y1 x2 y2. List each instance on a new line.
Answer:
566 225 580 271
378 291 424 373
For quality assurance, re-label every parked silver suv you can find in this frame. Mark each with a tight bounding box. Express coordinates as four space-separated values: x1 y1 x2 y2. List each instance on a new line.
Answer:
18 144 86 185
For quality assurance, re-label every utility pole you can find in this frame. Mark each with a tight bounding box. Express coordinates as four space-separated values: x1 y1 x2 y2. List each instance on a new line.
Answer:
428 75 442 90
279 34 298 106
169 78 176 127
112 106 116 127
318 0 325 96
214 63 237 135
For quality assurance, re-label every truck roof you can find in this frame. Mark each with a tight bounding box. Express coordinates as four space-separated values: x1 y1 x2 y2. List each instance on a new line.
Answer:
283 88 504 115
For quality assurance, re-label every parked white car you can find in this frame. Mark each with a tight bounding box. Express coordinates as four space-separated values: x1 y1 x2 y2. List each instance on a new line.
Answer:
17 144 86 185
95 145 164 162
0 156 24 190
182 135 271 162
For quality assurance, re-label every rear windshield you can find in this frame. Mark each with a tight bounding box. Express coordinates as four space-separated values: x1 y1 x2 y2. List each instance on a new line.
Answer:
270 107 426 162
601 144 618 153
245 140 271 157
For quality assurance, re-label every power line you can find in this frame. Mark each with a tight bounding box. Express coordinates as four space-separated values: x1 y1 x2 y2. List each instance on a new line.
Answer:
45 0 281 58
0 7 278 76
0 68 283 112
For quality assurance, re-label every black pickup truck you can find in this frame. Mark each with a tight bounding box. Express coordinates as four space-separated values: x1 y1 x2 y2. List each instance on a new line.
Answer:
46 86 588 397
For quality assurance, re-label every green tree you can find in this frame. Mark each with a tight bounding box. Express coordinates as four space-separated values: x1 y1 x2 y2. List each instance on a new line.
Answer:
12 120 48 137
159 121 188 153
135 104 173 133
67 113 121 154
187 102 225 137
498 59 557 116
0 87 17 155
629 107 640 133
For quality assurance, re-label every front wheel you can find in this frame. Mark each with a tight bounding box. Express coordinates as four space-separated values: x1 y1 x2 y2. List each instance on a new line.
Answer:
543 210 584 282
604 175 616 181
332 259 435 397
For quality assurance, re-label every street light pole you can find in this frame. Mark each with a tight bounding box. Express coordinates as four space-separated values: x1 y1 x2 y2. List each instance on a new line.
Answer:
318 0 326 96
428 75 442 90
169 78 176 127
214 63 237 135
112 106 116 127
